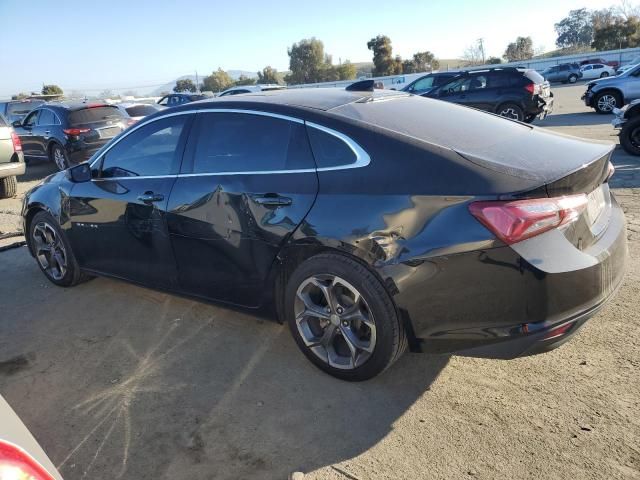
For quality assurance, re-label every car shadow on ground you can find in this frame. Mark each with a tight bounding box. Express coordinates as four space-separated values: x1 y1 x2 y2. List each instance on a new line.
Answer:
611 148 640 189
0 246 449 480
538 111 609 128
22 159 57 183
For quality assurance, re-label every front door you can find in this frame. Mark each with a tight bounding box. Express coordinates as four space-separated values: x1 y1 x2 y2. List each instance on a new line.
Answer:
17 110 41 157
166 111 319 307
67 114 193 288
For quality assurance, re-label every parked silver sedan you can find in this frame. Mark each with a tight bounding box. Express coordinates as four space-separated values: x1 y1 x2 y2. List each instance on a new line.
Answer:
0 113 25 198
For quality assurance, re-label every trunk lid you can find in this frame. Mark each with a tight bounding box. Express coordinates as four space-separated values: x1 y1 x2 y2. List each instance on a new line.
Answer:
68 105 127 145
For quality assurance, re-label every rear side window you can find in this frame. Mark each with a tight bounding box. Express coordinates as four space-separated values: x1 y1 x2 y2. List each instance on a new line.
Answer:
488 73 519 88
69 106 125 125
190 112 314 173
307 126 357 169
100 115 187 178
524 70 545 84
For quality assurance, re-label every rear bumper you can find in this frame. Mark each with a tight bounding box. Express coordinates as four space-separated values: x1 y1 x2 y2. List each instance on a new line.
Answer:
393 193 627 358
527 94 553 119
0 156 25 178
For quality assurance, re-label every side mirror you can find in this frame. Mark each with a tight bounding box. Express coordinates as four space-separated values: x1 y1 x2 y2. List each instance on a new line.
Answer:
12 120 22 128
66 163 92 182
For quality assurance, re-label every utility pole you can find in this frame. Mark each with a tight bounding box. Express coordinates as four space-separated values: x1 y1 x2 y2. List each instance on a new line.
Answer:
195 70 200 92
478 38 486 65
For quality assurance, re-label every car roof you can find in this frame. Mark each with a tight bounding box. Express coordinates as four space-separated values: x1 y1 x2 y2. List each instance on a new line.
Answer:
179 87 410 112
37 101 121 111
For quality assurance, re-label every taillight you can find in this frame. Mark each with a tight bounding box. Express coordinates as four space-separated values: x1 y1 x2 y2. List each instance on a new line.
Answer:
0 440 56 480
524 83 536 95
469 194 588 244
63 128 90 136
10 132 22 152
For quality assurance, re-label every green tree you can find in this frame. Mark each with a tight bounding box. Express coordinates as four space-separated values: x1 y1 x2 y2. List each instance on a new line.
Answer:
555 8 594 48
504 37 534 62
487 56 503 64
411 51 439 72
202 68 234 92
367 35 403 76
285 38 329 84
335 61 357 80
257 66 281 84
592 16 640 50
11 92 28 100
174 79 197 93
234 74 256 86
42 84 63 95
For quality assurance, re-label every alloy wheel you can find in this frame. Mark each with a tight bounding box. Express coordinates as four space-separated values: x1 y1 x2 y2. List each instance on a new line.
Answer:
499 107 520 120
53 147 67 170
32 222 67 280
597 94 617 112
294 274 376 370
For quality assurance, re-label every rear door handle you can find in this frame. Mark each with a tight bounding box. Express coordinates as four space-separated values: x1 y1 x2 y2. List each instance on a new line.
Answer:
252 194 292 206
137 191 164 204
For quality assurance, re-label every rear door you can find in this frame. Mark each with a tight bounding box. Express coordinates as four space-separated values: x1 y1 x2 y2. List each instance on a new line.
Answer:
34 108 57 155
16 110 40 156
166 110 318 306
67 114 192 288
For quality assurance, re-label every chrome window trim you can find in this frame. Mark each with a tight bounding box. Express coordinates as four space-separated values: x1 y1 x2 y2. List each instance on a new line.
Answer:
89 108 370 178
305 121 371 171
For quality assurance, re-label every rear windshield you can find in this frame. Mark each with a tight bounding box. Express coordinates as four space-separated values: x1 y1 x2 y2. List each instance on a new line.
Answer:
7 100 45 116
125 105 160 117
524 70 545 84
69 106 125 125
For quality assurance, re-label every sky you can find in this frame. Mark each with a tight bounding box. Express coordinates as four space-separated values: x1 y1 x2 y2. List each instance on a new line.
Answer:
0 0 623 96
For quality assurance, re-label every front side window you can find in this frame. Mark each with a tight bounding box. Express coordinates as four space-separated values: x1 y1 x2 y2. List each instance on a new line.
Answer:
411 76 435 92
23 110 39 127
190 112 314 173
100 115 187 178
158 96 169 106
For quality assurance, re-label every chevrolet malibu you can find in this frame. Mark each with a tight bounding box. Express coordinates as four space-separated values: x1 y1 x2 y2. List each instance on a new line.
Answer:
22 89 627 381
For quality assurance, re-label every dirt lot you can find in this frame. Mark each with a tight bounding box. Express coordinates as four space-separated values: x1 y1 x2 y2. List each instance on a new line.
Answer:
0 84 639 480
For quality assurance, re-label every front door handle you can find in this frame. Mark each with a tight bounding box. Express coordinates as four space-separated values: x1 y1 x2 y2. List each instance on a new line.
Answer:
137 191 164 204
252 194 292 206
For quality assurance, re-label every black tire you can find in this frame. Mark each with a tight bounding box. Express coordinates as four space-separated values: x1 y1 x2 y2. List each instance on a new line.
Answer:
0 176 17 199
285 253 407 381
49 143 69 170
600 72 610 78
594 90 622 114
28 211 92 287
524 114 536 124
620 116 640 156
497 103 524 122
568 74 578 83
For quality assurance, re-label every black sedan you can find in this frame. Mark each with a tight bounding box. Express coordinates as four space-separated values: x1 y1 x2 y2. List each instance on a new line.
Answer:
22 89 627 381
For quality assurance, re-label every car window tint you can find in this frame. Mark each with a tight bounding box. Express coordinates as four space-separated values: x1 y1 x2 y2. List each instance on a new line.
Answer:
100 115 186 178
69 106 125 125
593 64 603 69
488 73 513 88
307 126 357 169
125 105 159 117
38 109 55 125
158 97 169 106
23 110 39 126
0 115 6 127
468 75 487 90
191 113 314 173
441 77 471 93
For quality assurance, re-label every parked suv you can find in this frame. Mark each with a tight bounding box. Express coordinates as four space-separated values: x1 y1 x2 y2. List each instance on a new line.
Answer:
0 99 46 124
402 72 460 95
542 63 582 84
582 64 640 114
0 113 25 198
12 102 128 170
422 67 553 123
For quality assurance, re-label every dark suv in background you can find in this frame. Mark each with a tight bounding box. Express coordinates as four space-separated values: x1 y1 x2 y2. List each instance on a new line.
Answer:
0 99 46 124
402 72 460 95
13 103 128 170
542 63 583 84
422 67 553 123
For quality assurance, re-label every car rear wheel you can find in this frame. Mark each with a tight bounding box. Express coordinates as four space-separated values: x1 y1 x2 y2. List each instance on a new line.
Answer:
568 74 578 83
497 103 524 122
285 253 407 381
0 176 17 199
600 72 610 78
28 211 91 287
594 91 621 114
620 116 640 156
49 143 69 171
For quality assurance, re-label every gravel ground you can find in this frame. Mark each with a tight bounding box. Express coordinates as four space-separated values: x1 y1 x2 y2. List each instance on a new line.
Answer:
0 83 638 480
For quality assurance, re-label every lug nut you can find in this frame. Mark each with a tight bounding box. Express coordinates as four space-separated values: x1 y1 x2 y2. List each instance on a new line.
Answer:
342 321 348 326
337 307 343 314
326 306 331 313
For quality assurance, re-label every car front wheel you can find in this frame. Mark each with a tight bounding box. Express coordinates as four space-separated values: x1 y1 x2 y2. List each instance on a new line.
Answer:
600 72 610 78
620 116 640 156
28 211 91 286
285 253 407 381
594 91 621 114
